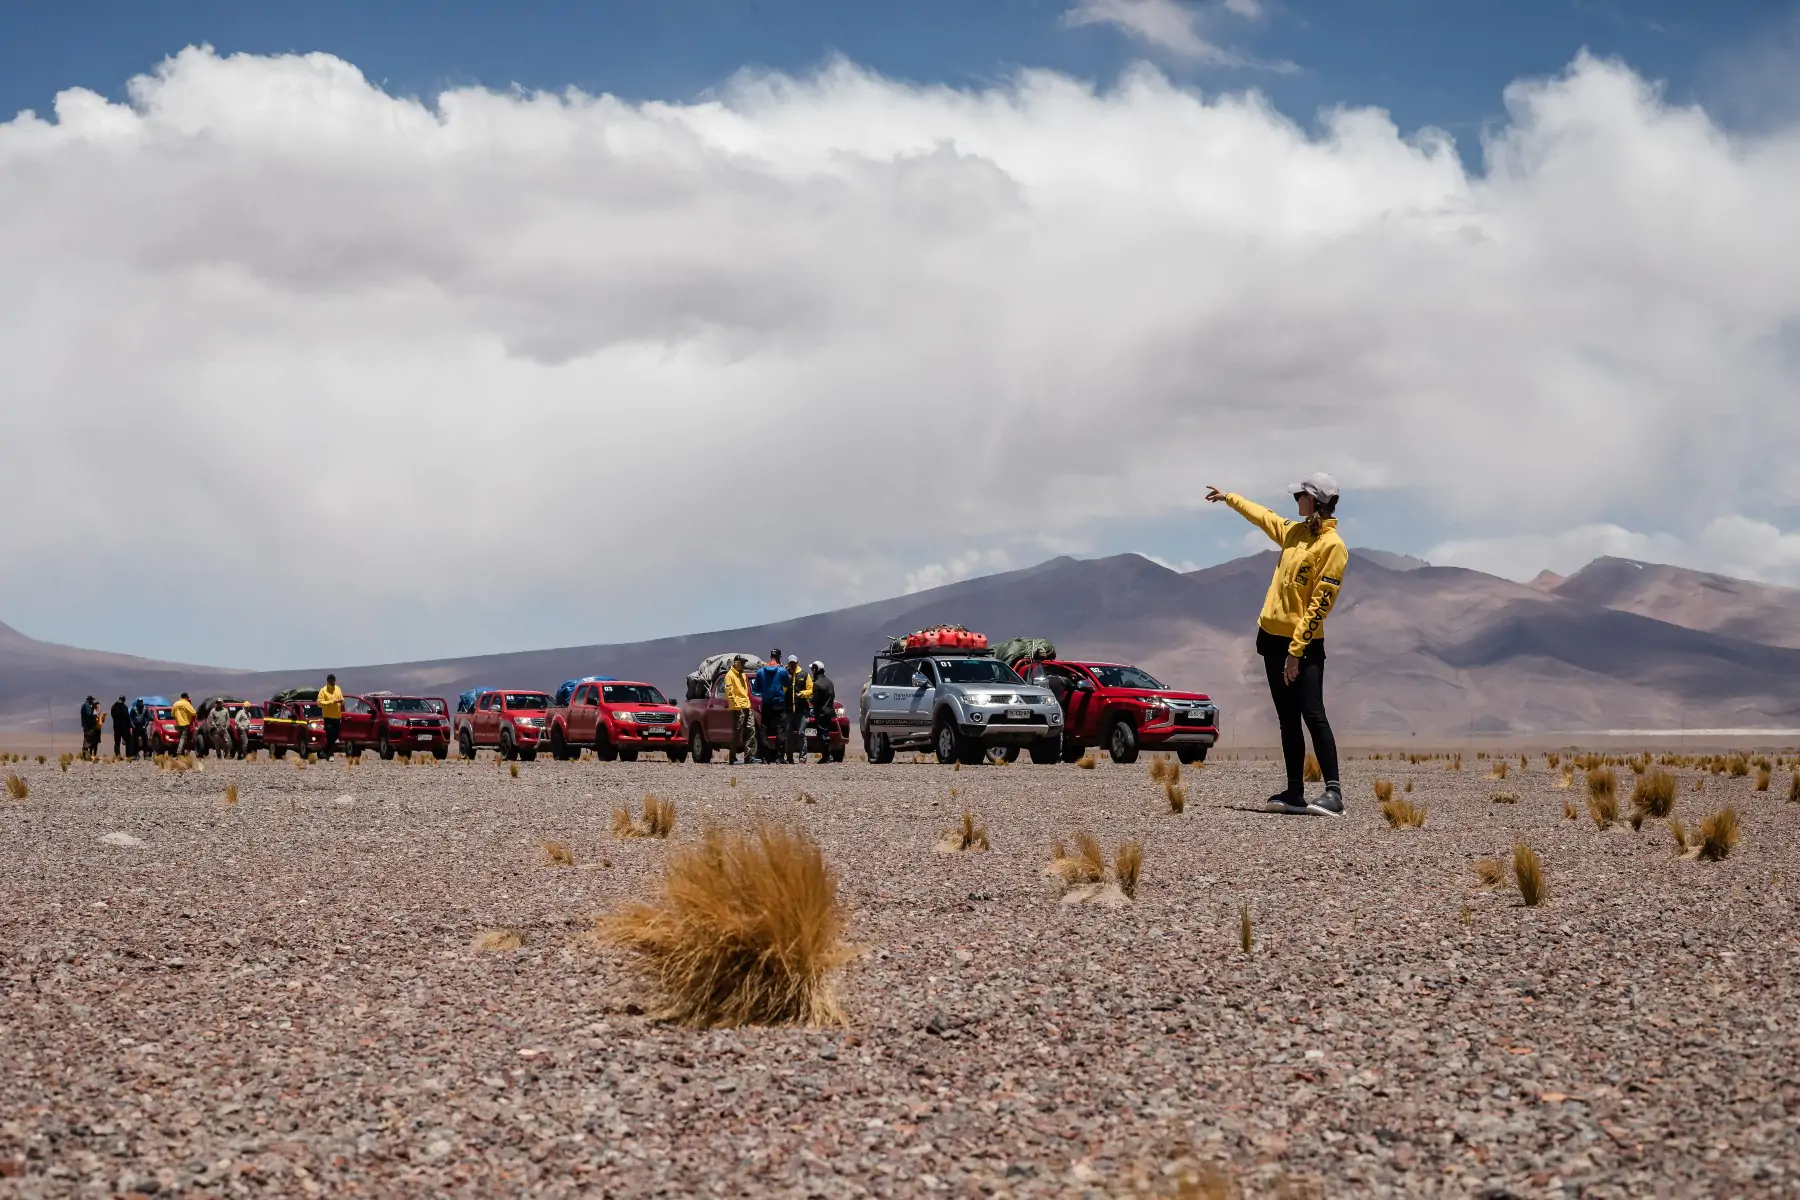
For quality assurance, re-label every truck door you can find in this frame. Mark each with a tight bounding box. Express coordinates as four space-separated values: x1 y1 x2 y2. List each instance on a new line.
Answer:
476 692 497 745
341 696 374 751
707 677 734 745
573 684 598 743
1047 664 1096 739
903 659 938 738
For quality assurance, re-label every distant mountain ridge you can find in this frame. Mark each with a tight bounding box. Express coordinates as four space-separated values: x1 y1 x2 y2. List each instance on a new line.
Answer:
2 551 1797 737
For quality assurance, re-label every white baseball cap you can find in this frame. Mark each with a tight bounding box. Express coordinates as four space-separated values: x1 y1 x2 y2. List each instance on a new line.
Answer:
787 654 799 665
1288 472 1339 503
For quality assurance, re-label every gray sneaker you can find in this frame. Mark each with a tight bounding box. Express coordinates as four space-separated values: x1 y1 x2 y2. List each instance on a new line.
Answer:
1309 782 1345 816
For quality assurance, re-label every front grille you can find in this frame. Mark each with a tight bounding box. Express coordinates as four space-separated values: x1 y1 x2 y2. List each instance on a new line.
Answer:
636 712 678 724
984 712 1045 725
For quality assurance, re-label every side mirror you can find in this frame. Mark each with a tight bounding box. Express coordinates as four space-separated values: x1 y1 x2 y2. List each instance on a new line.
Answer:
1076 678 1095 691
911 672 929 688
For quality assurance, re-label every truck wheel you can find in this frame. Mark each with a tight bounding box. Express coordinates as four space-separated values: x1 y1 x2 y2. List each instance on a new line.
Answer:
432 746 449 760
1107 719 1140 764
1029 735 1062 765
379 736 395 761
593 734 618 762
271 745 286 759
830 744 846 763
667 746 688 763
985 745 1020 765
866 732 894 764
934 717 967 765
1177 746 1207 764
500 731 517 761
459 730 476 759
1061 739 1084 763
689 727 712 764
618 748 637 763
519 749 537 762
550 729 567 761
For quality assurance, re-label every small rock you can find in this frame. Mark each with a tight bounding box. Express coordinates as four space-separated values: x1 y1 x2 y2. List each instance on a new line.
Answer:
333 795 355 807
99 832 145 848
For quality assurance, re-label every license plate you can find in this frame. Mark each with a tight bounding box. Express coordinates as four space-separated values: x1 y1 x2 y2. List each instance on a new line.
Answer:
1006 708 1030 720
647 730 670 738
417 733 433 740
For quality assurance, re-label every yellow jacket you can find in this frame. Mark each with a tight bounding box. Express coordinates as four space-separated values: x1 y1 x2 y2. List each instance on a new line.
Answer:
318 684 345 720
793 670 812 704
172 697 196 727
723 668 751 710
1225 493 1348 659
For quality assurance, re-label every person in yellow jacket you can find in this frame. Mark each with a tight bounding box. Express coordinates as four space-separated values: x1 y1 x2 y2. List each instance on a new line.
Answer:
172 692 197 755
785 654 811 763
723 657 754 766
1207 472 1347 815
318 674 345 759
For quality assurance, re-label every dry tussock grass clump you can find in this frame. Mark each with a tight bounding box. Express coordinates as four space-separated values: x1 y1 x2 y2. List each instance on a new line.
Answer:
223 782 239 807
601 821 849 1027
508 761 520 779
472 929 525 951
1491 791 1518 805
1048 833 1107 887
614 796 677 839
1403 779 1414 793
1372 779 1394 804
1239 905 1253 955
1303 754 1323 783
4 774 26 801
1115 841 1142 898
1149 757 1169 783
1513 844 1546 906
1727 754 1750 778
1755 766 1771 792
1472 858 1506 889
1632 769 1676 819
1698 808 1740 862
1563 800 1577 820
1164 780 1187 813
1789 771 1800 804
1669 818 1690 854
1380 796 1426 828
1588 789 1619 830
937 809 990 853
1553 768 1573 790
1489 760 1510 781
1075 752 1097 770
540 838 575 867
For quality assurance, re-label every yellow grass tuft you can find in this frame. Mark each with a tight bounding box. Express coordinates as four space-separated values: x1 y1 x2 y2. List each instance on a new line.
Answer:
540 838 575 867
1727 754 1749 778
1632 769 1677 819
1491 791 1518 805
1563 800 1577 820
1403 779 1413 793
1372 779 1394 804
509 761 520 779
1588 789 1619 830
600 821 849 1027
1489 760 1509 780
1075 752 1097 770
614 796 677 839
1512 844 1546 906
1473 858 1506 888
1115 840 1142 899
1698 807 1740 862
1380 796 1426 828
223 782 239 807
5 773 27 800
941 809 990 852
1554 769 1573 790
1669 818 1689 853
1790 771 1800 805
1755 766 1771 792
1149 757 1169 783
471 929 524 951
1048 832 1106 886
1239 905 1253 955
1303 753 1322 782
1165 780 1187 813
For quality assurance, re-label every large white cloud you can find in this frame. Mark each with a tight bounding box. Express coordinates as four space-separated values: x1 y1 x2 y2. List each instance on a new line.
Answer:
2 46 1799 665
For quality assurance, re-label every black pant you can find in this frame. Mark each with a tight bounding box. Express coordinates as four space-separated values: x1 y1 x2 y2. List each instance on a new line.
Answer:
761 704 788 761
113 728 127 757
1258 629 1338 796
788 702 808 758
323 717 340 757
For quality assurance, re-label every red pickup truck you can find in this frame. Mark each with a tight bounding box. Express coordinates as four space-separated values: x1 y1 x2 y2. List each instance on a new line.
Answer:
340 694 451 759
454 689 551 760
1015 660 1220 764
547 680 687 762
679 657 850 763
262 699 326 758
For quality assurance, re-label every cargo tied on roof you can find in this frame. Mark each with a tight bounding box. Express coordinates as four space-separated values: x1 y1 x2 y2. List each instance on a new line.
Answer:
889 625 989 655
992 637 1057 670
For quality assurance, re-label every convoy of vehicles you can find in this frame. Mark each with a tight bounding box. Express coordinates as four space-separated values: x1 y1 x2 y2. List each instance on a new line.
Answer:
137 627 1220 770
548 679 686 762
454 689 552 760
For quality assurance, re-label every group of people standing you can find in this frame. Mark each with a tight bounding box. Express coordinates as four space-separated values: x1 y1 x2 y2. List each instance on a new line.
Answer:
76 691 254 760
723 649 835 765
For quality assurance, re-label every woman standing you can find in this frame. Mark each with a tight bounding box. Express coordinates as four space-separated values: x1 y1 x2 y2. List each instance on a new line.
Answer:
1206 474 1347 815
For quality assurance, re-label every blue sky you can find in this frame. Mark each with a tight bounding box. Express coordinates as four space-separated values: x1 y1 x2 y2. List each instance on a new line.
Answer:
7 1 1796 153
3 1 1800 667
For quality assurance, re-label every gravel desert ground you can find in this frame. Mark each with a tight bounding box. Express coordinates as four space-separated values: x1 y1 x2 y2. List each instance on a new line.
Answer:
2 751 1796 1198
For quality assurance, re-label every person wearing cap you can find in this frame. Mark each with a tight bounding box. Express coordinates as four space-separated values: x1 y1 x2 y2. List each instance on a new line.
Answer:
786 655 810 763
79 696 101 760
753 649 792 764
724 656 754 765
1206 473 1347 815
172 692 196 754
807 662 837 763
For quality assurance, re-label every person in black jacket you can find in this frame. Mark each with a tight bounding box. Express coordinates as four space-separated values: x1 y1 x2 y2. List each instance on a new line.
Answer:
129 699 149 759
110 696 131 758
807 662 836 763
78 696 100 760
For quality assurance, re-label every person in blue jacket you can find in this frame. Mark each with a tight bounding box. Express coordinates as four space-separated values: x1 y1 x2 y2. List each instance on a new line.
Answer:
752 648 792 764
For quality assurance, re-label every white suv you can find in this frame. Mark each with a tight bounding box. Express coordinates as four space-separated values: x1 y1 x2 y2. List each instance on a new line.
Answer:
860 651 1063 765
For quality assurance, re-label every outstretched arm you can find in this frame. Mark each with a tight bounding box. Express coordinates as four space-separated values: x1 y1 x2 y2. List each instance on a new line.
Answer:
1206 486 1292 545
1288 539 1348 661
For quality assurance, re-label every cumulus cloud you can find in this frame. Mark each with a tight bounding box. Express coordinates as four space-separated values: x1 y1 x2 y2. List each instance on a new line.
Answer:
1429 517 1800 587
2 46 1799 665
1061 0 1278 67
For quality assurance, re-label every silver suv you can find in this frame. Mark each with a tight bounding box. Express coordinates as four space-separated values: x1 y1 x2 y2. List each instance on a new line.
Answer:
861 651 1063 765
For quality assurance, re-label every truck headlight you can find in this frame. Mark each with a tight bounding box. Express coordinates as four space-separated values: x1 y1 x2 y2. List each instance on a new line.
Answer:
966 693 993 706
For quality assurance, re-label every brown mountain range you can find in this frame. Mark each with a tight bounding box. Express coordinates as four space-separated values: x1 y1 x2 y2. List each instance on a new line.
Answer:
4 552 1798 738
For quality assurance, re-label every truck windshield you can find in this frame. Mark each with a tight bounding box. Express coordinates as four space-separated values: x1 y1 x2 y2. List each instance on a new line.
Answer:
935 659 1023 684
380 697 436 713
152 708 172 720
505 694 550 710
1090 665 1168 690
246 707 264 718
603 685 668 706
300 705 322 718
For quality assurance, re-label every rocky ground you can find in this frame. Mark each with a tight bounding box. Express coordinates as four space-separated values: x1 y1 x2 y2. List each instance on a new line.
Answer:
1 749 1796 1198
